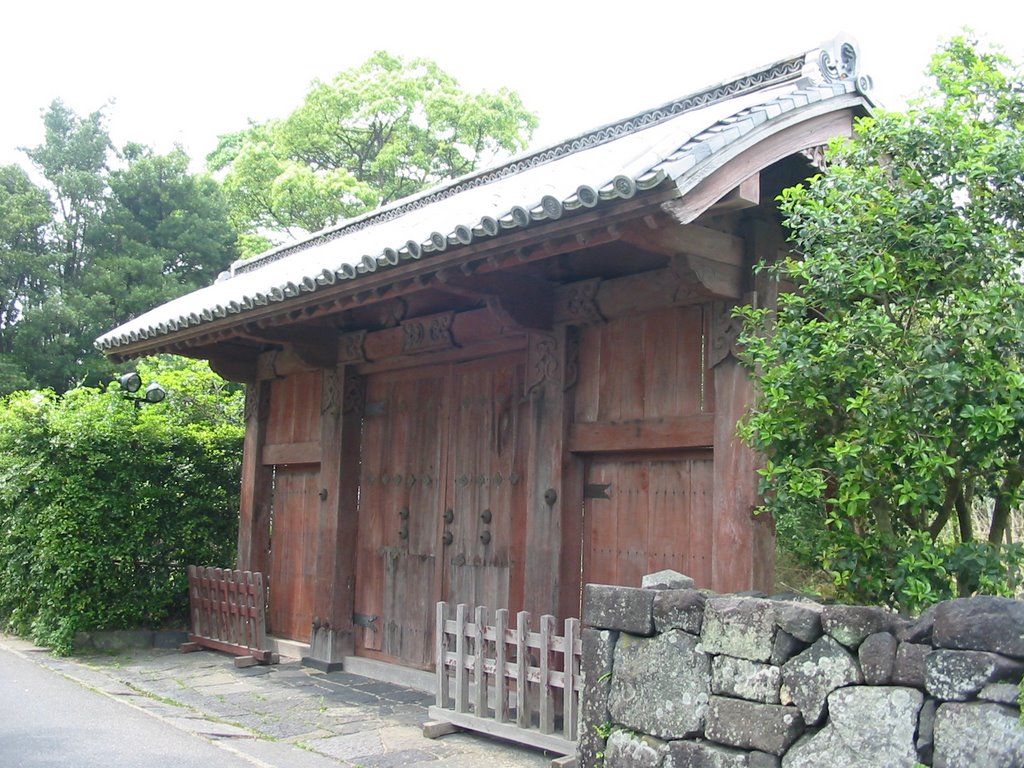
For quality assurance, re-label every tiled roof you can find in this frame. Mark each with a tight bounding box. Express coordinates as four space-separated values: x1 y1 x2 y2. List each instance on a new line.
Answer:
97 36 872 353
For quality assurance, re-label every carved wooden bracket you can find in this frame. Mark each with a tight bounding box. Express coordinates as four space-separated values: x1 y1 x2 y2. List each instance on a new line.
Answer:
321 369 343 416
553 278 604 326
524 332 561 400
710 300 744 368
243 381 271 424
401 312 455 354
338 330 367 365
342 370 366 417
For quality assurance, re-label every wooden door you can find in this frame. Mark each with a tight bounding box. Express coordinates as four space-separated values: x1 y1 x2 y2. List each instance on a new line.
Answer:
581 452 714 590
354 354 526 668
443 358 526 617
267 465 321 640
354 369 448 668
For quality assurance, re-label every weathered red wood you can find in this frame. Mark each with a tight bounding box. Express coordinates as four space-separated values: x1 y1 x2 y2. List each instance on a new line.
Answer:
567 415 714 453
267 466 320 640
238 382 272 574
261 440 321 466
187 566 269 661
711 356 767 593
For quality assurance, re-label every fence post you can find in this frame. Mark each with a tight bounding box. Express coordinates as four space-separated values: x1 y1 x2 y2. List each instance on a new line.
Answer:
563 616 580 741
539 614 555 734
455 604 469 713
473 606 487 716
516 610 530 729
495 608 509 723
435 602 448 708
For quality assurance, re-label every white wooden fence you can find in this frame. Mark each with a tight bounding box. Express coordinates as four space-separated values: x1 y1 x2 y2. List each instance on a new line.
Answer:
428 602 581 756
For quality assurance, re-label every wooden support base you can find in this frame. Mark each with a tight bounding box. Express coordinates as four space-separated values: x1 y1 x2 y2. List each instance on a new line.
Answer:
422 720 461 739
180 642 202 654
550 756 577 768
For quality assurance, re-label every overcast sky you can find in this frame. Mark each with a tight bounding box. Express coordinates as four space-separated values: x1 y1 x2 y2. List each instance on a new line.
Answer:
3 1 1022 172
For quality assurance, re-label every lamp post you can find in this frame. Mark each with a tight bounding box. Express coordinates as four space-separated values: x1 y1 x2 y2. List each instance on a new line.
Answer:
119 372 166 407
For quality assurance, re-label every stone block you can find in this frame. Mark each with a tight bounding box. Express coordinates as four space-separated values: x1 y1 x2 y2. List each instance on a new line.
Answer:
666 739 751 767
925 649 1024 701
977 681 1022 706
705 696 804 756
609 629 710 739
933 596 1024 658
654 589 706 635
711 656 781 704
858 631 897 685
784 686 923 768
642 569 696 590
583 584 655 635
747 753 781 768
578 628 617 767
772 601 823 644
933 702 1024 768
821 605 894 649
604 729 668 768
769 630 806 666
781 635 862 725
895 603 936 644
702 597 775 662
892 642 929 688
917 698 937 765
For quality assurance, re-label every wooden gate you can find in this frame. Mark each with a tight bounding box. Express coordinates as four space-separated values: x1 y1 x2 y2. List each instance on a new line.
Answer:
267 465 320 640
572 305 716 594
354 355 526 669
261 370 323 642
582 453 714 589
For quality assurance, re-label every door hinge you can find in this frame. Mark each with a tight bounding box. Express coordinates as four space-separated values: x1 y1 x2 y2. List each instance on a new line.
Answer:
584 483 612 500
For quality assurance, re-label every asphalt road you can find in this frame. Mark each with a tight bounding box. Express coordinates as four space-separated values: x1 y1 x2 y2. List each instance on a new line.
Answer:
0 645 261 768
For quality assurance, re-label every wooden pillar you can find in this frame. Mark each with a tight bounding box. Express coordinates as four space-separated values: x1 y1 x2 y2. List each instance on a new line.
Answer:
306 365 364 669
523 327 581 619
710 218 780 592
238 381 272 575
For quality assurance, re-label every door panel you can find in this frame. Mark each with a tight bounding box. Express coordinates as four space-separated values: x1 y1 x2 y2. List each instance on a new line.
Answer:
443 360 525 616
354 355 526 668
267 466 320 640
354 371 447 668
582 453 713 589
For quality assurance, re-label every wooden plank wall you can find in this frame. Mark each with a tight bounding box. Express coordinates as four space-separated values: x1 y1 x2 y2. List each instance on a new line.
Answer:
571 305 725 594
264 370 324 641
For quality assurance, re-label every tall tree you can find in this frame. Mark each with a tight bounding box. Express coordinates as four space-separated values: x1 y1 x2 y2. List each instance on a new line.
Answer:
209 51 538 247
737 37 1024 610
0 165 52 391
4 101 239 393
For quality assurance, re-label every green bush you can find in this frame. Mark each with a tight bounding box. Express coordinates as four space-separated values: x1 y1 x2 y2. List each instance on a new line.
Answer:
0 358 243 653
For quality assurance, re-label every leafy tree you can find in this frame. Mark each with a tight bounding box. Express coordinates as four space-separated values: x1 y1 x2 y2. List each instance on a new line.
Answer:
3 101 239 393
0 358 243 654
209 50 538 244
0 165 52 391
737 36 1024 611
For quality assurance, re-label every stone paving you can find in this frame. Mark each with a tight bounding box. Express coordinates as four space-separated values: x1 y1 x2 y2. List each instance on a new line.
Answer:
1 636 554 768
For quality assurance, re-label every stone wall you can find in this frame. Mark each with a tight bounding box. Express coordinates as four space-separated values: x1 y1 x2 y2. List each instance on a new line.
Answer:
578 572 1024 767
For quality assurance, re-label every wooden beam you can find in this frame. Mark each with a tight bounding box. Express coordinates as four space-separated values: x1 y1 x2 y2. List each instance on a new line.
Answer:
707 174 760 214
619 222 745 267
553 261 743 326
261 440 321 466
568 415 715 453
207 345 260 383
